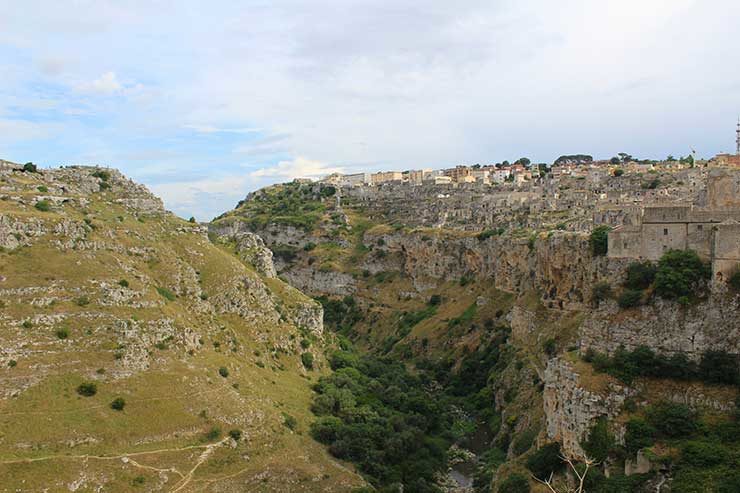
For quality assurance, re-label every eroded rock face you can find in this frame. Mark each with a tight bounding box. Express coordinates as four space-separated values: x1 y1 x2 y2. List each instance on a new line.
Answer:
579 296 740 360
360 229 624 310
543 358 633 459
282 268 357 296
233 232 277 278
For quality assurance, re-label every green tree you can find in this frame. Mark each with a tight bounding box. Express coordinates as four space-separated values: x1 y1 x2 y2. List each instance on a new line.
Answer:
654 249 710 299
582 417 614 462
498 473 530 493
624 261 656 290
590 226 611 256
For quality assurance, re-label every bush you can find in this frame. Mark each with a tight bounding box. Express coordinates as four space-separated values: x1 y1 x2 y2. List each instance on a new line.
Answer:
228 429 242 441
110 397 126 411
118 279 129 288
218 366 229 378
729 269 740 291
301 352 314 369
498 473 530 493
543 338 558 357
680 441 727 467
624 418 656 453
204 426 221 441
618 289 642 308
34 200 51 212
590 226 611 256
582 417 614 462
77 382 97 397
37 185 48 193
8 360 17 368
526 442 564 480
624 261 656 290
283 413 298 430
56 328 69 339
647 402 697 437
428 294 442 306
699 350 740 386
592 282 612 305
654 249 710 300
512 427 538 455
188 216 196 223
156 287 176 301
23 162 37 173
75 296 90 306
92 169 110 181
613 168 624 177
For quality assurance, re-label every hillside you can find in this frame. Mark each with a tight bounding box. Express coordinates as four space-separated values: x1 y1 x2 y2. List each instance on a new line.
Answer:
212 169 740 493
0 162 363 492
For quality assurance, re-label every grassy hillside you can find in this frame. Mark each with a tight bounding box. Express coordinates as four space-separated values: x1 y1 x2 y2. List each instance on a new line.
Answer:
0 166 363 492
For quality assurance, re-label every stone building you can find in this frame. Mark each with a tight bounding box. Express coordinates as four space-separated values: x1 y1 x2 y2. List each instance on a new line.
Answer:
608 170 740 283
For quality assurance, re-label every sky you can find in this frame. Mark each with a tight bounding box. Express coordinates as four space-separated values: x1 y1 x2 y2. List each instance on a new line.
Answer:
1 0 739 220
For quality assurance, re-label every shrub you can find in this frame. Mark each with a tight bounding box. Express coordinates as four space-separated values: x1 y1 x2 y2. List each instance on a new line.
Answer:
582 417 614 462
23 162 37 173
37 185 48 192
34 200 51 212
311 416 344 443
77 382 97 397
92 169 110 181
618 289 642 308
75 296 90 306
8 360 17 368
110 397 126 411
590 226 611 256
283 413 298 430
156 287 176 301
699 350 740 386
526 442 564 480
204 426 221 441
300 338 311 349
729 269 740 291
301 352 314 369
498 473 530 493
428 294 442 306
543 338 557 357
218 366 229 378
647 402 697 437
188 216 196 223
624 418 656 453
613 168 624 177
118 279 129 288
132 475 145 486
22 320 32 329
680 441 727 467
592 281 612 305
624 261 656 290
56 328 69 339
228 429 242 441
654 249 710 300
512 427 538 455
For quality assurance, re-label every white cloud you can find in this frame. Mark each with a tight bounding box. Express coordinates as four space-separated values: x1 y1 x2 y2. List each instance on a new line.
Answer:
182 124 263 134
148 174 250 220
249 157 344 181
77 72 122 94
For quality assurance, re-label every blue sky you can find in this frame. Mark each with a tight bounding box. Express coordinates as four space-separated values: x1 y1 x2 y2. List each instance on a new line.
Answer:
1 0 739 219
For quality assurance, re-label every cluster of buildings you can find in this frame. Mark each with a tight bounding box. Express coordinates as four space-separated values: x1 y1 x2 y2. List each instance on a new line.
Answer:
324 163 536 188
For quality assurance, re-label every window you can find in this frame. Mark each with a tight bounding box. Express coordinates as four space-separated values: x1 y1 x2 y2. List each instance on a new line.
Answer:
663 228 668 235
